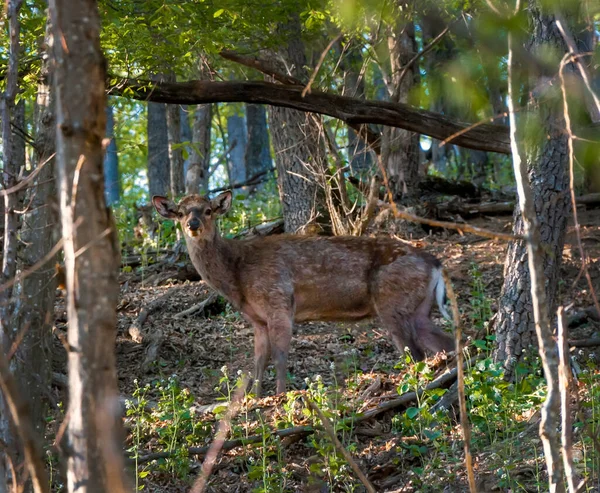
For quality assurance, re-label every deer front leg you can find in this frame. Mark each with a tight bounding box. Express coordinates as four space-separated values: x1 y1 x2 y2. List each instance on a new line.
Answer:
251 322 270 397
268 313 293 394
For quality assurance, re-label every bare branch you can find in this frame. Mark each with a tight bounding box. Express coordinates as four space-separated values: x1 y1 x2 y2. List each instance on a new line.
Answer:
302 33 343 97
443 271 477 493
305 398 377 493
190 376 249 493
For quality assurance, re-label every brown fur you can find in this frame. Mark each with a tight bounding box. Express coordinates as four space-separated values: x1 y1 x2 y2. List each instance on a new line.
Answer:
153 192 455 395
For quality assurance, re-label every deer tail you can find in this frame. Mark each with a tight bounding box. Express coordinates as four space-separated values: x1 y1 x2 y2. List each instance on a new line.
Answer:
432 266 451 321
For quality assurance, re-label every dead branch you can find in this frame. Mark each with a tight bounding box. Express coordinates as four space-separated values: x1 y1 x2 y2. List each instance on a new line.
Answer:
303 33 343 97
378 201 521 241
306 397 377 493
559 54 600 322
219 50 302 85
191 376 249 493
107 77 509 155
208 168 275 195
0 153 54 197
444 271 477 493
128 285 186 343
174 292 218 319
568 338 600 348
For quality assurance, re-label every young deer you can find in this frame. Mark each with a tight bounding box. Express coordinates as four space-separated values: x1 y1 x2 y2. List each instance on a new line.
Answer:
153 191 454 396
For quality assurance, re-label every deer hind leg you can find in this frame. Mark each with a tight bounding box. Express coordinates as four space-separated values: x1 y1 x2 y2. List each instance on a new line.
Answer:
267 312 293 394
376 307 424 361
250 321 270 397
412 313 455 356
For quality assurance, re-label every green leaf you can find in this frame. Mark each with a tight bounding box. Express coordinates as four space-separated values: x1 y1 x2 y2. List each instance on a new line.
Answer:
214 8 225 18
405 407 420 419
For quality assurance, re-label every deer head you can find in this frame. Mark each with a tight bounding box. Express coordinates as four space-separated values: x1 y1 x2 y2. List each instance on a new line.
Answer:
152 191 232 240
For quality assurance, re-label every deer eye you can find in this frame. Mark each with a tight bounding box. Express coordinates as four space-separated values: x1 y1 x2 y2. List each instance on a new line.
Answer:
204 209 212 216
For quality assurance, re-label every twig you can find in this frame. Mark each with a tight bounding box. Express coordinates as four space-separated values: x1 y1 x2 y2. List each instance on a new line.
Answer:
444 271 477 492
0 153 54 197
174 291 218 319
377 200 521 241
302 33 343 97
393 25 450 102
0 239 64 294
219 50 302 85
208 168 275 195
305 397 376 493
557 307 582 492
0 351 49 493
559 53 600 320
554 17 600 122
190 376 249 493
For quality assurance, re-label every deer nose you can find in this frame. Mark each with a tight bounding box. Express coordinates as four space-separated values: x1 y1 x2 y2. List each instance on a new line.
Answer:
187 218 200 231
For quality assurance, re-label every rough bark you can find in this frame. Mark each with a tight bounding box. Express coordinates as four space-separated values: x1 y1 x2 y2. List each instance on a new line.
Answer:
493 6 572 382
186 104 212 195
108 78 511 155
167 103 185 196
104 104 120 204
49 0 129 491
147 91 171 199
10 22 58 492
244 104 272 194
0 2 25 489
383 14 421 202
226 110 247 186
268 15 330 233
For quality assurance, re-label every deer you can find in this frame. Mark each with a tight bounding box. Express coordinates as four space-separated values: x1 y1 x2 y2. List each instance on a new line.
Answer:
153 191 455 396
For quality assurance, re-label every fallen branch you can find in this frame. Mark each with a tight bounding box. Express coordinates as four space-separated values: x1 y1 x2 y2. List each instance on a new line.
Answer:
128 285 186 343
568 338 600 348
378 200 521 241
305 397 376 493
174 292 218 319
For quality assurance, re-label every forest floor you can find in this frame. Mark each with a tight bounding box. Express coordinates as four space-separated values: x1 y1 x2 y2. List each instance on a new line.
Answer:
53 209 600 492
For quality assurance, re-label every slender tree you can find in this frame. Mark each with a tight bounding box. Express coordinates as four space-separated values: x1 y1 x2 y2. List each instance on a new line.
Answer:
104 104 120 204
147 88 171 199
49 0 129 490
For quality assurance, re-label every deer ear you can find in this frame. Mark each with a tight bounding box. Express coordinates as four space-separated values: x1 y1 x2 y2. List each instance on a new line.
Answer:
211 191 232 216
152 196 179 219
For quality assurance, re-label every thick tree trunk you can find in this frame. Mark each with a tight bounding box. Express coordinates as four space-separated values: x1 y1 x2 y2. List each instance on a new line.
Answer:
269 16 329 233
49 0 128 491
186 104 212 194
104 104 120 205
244 104 272 193
227 110 247 186
493 6 572 380
167 103 185 196
383 15 421 202
147 96 171 199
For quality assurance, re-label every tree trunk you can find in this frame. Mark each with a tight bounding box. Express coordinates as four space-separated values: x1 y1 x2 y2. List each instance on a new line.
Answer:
49 0 129 490
382 14 421 202
147 95 171 199
268 15 329 234
244 104 272 193
227 109 247 187
0 1 25 488
104 104 120 205
167 103 185 196
341 44 374 175
493 5 572 380
186 104 212 195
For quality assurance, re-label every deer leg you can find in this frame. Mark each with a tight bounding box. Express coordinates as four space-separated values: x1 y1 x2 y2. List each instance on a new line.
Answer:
267 313 293 394
251 322 270 397
376 308 424 361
